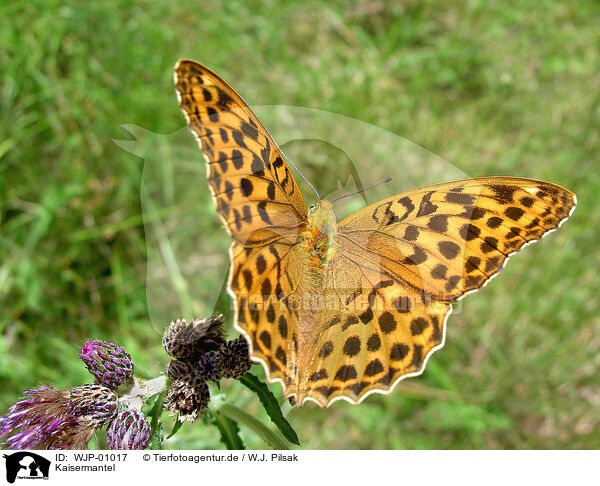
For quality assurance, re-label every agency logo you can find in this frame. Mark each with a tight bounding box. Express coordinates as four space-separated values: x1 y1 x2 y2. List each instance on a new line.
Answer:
3 452 51 483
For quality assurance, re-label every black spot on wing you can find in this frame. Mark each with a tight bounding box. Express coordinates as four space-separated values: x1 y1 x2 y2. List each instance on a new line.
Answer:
343 336 361 357
402 247 427 265
231 149 244 169
257 201 272 225
403 225 420 241
278 315 288 338
367 334 381 351
427 214 448 232
240 178 253 197
232 130 246 148
505 206 525 221
445 192 475 205
438 241 461 259
487 184 518 204
241 121 259 141
365 359 384 377
251 154 265 177
319 341 333 358
259 331 271 349
378 312 397 334
217 88 234 108
334 365 357 382
417 192 438 217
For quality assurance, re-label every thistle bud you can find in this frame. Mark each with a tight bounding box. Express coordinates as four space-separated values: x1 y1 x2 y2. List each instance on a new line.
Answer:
218 336 252 379
106 409 151 450
162 315 225 359
163 373 210 423
67 384 118 427
79 340 134 389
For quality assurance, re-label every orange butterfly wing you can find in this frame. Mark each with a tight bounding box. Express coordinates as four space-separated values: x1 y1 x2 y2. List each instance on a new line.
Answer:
175 60 307 391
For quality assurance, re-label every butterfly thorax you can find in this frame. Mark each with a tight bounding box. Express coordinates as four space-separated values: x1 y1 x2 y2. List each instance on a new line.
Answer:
305 200 337 273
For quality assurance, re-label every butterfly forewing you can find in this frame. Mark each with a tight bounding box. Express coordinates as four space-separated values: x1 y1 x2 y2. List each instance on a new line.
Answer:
174 60 307 246
337 177 576 301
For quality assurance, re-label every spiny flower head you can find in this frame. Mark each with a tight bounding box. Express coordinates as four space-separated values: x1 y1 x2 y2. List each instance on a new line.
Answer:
165 359 195 381
162 315 225 359
79 340 134 389
67 384 118 427
218 336 252 379
106 409 151 450
163 372 210 423
166 354 223 384
0 384 117 450
196 352 223 382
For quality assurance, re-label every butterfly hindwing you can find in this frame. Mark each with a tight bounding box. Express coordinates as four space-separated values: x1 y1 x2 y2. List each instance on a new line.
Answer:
296 260 450 406
229 236 304 390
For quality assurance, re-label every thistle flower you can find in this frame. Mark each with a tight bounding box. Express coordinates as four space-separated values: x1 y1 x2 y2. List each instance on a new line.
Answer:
162 315 225 359
165 359 195 381
166 353 221 385
196 352 222 382
163 372 210 423
106 409 151 450
0 384 117 450
79 340 134 389
218 336 252 379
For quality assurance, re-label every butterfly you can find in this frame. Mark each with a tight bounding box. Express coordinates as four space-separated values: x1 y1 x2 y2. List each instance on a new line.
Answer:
174 59 576 408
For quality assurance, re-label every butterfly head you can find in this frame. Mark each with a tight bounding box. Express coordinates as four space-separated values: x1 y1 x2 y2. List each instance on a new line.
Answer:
308 199 337 234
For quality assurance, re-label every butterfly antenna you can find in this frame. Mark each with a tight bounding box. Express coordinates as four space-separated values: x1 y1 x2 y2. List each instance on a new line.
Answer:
281 151 321 200
332 177 392 203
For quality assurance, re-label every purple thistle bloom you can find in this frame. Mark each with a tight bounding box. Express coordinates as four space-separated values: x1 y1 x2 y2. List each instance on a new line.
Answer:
0 385 107 450
106 410 151 450
79 340 134 389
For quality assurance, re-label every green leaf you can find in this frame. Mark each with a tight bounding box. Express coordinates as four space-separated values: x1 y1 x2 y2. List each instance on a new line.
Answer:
167 419 184 439
239 373 300 445
212 411 245 450
148 391 166 449
219 403 289 450
211 263 233 319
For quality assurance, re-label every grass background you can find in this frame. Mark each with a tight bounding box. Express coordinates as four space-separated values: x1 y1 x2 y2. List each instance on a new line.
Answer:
1 0 599 449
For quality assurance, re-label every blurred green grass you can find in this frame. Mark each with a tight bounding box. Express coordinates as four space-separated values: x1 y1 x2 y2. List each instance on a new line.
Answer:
1 0 599 449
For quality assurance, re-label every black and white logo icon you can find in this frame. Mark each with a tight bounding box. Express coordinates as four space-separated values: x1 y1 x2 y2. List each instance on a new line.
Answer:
3 452 51 483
